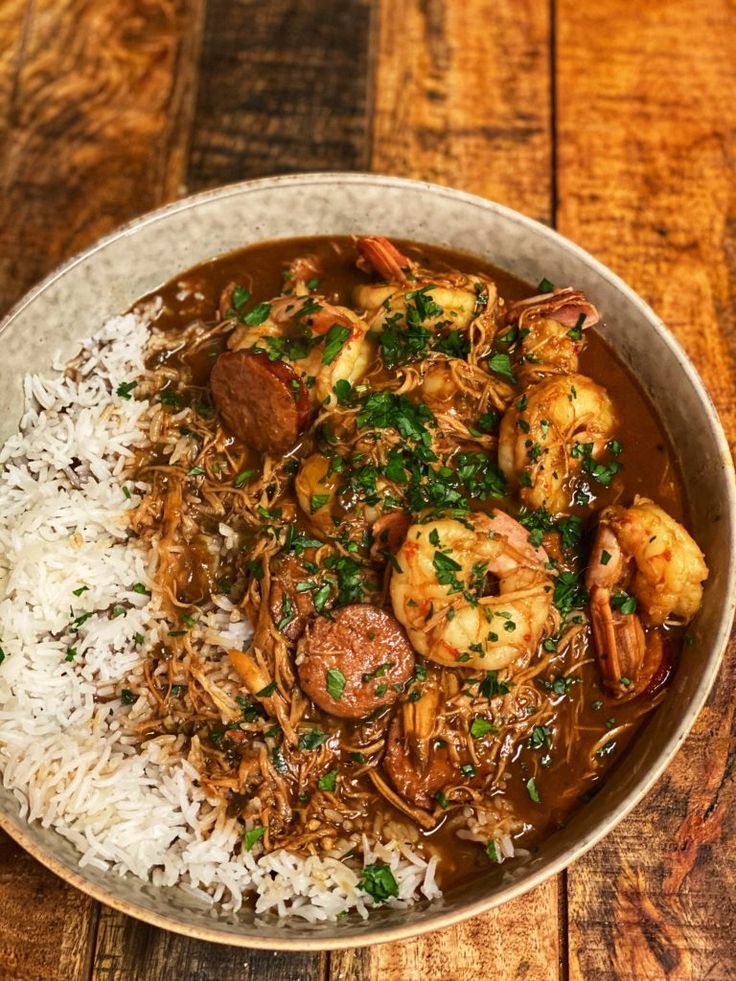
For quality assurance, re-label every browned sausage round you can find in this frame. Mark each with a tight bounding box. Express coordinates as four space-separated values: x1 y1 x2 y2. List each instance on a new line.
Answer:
383 713 457 808
210 350 310 454
297 604 415 720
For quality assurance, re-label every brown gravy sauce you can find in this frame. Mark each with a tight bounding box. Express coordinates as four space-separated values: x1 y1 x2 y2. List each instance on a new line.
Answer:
135 236 684 893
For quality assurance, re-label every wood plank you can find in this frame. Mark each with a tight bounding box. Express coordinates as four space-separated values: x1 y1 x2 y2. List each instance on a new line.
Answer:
186 0 373 192
337 1 560 975
0 835 98 981
369 0 552 222
91 906 326 981
0 2 205 978
0 0 205 314
331 884 560 981
556 1 736 978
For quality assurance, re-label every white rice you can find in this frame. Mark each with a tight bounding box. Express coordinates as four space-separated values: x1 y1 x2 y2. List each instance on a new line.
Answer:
0 313 444 921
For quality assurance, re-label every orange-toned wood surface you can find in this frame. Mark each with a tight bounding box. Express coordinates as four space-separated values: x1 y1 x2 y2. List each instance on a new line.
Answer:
0 1 734 978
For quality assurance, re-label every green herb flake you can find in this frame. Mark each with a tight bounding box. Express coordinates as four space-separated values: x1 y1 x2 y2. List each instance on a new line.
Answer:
487 352 517 385
537 278 554 293
116 380 137 400
526 777 541 803
64 646 78 662
310 493 330 513
243 825 266 851
232 286 251 310
326 668 346 702
611 593 637 615
470 717 498 739
242 302 272 326
120 689 137 705
298 728 329 751
435 789 449 809
321 323 352 365
317 769 338 792
486 840 500 863
255 681 278 698
357 862 399 904
234 469 255 487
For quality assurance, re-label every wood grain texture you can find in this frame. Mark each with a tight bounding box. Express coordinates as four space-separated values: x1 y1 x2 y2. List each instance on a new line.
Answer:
0 835 98 981
0 0 205 314
0 2 205 979
186 0 373 192
91 906 326 981
370 0 552 222
557 2 736 978
330 884 560 981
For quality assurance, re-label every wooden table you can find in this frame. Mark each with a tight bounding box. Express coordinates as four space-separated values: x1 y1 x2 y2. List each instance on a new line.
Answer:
1 1 734 978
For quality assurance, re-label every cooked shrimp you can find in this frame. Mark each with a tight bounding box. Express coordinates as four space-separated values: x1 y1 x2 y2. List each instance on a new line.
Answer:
390 511 553 671
229 296 374 406
353 235 497 341
586 497 708 699
498 373 617 513
506 289 600 386
295 451 395 542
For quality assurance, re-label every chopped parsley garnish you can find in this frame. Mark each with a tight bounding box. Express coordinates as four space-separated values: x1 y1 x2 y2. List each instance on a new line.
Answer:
234 469 255 487
553 571 587 615
187 466 204 477
528 724 553 750
241 301 271 326
120 689 137 705
434 789 449 809
470 717 498 739
72 585 89 597
461 763 476 779
271 747 288 773
116 380 137 400
298 728 329 751
277 595 296 633
537 278 554 293
432 550 464 593
317 769 338 792
232 286 251 310
122 486 132 500
526 777 541 802
611 592 637 615
255 681 278 698
321 323 352 365
64 647 77 662
486 840 500 863
310 492 330 513
357 862 399 904
243 825 265 851
479 671 511 700
326 668 346 702
487 352 517 385
131 582 149 595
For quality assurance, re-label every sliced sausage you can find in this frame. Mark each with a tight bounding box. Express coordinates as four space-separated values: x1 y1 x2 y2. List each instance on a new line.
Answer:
210 350 310 455
383 713 457 808
297 604 415 720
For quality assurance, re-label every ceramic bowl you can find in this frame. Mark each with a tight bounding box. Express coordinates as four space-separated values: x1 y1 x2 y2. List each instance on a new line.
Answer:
0 174 733 949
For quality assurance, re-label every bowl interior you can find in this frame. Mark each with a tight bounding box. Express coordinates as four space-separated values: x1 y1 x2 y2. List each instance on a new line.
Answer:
1 174 733 948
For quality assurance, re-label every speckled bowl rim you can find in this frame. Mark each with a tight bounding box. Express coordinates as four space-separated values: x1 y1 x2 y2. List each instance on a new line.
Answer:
1 173 734 950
